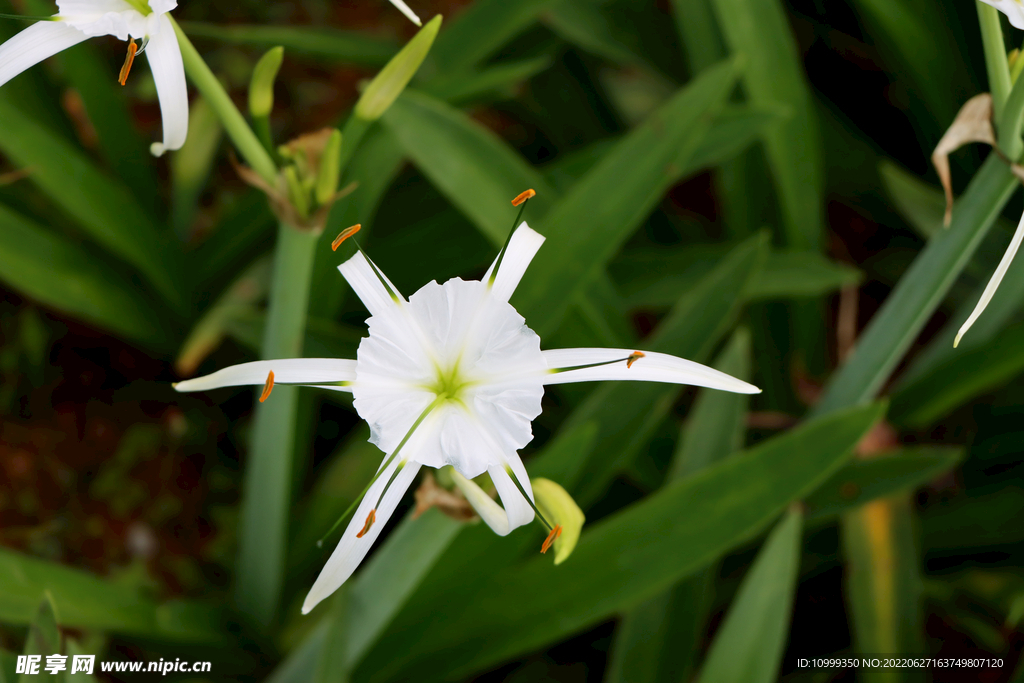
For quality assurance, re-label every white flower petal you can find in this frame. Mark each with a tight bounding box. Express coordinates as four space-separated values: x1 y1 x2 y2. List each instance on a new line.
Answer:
145 14 187 155
482 222 545 304
301 456 422 614
981 0 1024 29
173 358 356 392
148 0 177 14
0 21 88 89
542 348 761 394
955 209 1024 347
449 463 534 536
339 251 405 318
386 0 422 26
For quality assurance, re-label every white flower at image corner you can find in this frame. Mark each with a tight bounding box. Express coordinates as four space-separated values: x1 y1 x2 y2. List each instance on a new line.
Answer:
0 0 187 156
981 0 1024 29
955 209 1024 347
174 207 761 615
386 0 422 26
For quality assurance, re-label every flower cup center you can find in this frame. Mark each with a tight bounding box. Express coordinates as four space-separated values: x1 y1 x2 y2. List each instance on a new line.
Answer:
428 360 473 407
123 0 152 15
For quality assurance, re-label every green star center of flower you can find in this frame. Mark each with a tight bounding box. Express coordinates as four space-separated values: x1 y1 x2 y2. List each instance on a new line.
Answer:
426 360 474 408
123 0 152 15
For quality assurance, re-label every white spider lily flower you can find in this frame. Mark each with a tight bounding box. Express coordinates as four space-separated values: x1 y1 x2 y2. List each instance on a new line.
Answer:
981 0 1024 29
175 220 760 615
955 209 1024 347
0 0 187 155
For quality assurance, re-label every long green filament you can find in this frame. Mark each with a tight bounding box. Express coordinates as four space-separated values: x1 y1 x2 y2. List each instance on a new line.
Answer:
488 197 531 287
316 394 445 547
353 239 401 303
505 465 554 531
548 353 638 374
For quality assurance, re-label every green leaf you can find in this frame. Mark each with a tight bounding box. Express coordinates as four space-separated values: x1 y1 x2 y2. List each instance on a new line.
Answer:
421 56 552 105
686 105 790 172
171 97 224 239
0 98 183 310
922 487 1024 551
671 0 727 74
696 507 803 683
533 233 767 505
710 0 824 249
1 650 16 683
813 155 1017 416
879 159 947 240
890 322 1024 427
178 22 398 66
355 402 884 682
315 589 350 683
20 594 60 683
64 640 96 683
544 0 656 70
804 446 964 522
844 495 926 670
382 89 557 247
0 548 225 643
514 57 742 337
0 203 170 349
607 330 752 683
426 0 556 73
612 244 861 308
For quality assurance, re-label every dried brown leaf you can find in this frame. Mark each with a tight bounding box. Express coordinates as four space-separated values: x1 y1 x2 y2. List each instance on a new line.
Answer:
931 93 996 227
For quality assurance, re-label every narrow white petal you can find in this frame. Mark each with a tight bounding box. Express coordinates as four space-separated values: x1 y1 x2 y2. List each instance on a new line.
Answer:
145 14 187 155
542 348 761 394
387 0 422 25
173 358 356 392
0 21 88 89
148 0 177 13
489 462 536 532
482 222 545 303
955 210 1024 347
302 457 421 614
450 469 511 535
339 251 405 318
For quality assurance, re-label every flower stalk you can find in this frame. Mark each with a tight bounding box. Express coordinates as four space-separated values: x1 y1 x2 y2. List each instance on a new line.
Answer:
978 1 1013 114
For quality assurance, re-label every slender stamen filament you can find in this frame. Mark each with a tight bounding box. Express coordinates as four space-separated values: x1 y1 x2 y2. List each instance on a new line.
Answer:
540 525 562 554
352 239 402 303
332 224 361 251
489 189 535 287
315 394 446 547
259 370 275 402
118 40 138 86
548 351 644 375
505 465 554 531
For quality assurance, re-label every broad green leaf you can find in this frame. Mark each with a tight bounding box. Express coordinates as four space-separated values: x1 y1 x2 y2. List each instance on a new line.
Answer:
844 495 925 675
607 330 751 683
422 57 552 105
891 322 1024 427
611 244 861 308
64 640 95 683
0 204 170 349
382 89 557 247
1 650 15 683
846 0 961 126
804 446 964 522
878 160 946 240
193 189 276 288
0 548 225 642
20 594 60 683
710 0 823 249
813 156 1017 416
671 0 726 74
315 589 350 683
179 22 398 66
355 403 884 682
514 57 742 336
544 0 656 71
533 233 767 505
696 507 803 683
0 99 183 311
426 0 555 73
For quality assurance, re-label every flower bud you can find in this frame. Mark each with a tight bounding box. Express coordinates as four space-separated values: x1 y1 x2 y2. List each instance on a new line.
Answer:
249 46 284 120
531 478 584 565
354 15 441 121
315 128 343 205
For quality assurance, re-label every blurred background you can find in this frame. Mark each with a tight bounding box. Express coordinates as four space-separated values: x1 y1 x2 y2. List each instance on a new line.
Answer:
0 0 1023 681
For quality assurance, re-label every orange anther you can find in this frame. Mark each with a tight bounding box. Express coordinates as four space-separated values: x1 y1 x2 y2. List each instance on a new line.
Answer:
332 224 361 251
511 189 536 206
356 509 376 538
626 351 645 369
259 370 275 403
118 40 138 86
540 525 562 554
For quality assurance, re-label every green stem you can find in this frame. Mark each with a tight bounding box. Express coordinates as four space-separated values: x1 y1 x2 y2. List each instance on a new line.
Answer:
812 155 1017 417
978 1 1012 115
235 222 320 627
336 115 374 179
171 18 278 185
999 68 1024 160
